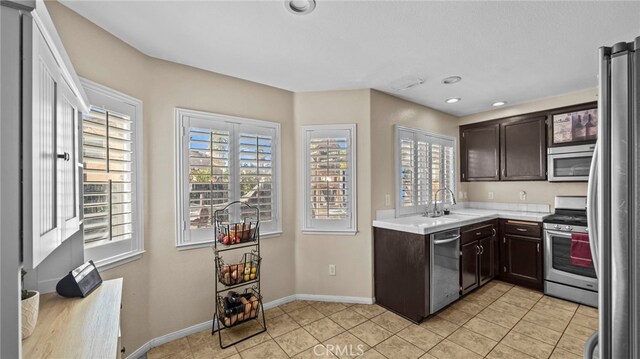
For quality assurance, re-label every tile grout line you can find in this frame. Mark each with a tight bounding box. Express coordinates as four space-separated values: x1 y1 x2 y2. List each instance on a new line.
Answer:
487 287 547 358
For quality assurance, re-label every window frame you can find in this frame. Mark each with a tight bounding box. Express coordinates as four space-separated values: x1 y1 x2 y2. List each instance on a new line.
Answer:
395 125 456 217
301 124 357 235
175 108 282 249
80 78 145 270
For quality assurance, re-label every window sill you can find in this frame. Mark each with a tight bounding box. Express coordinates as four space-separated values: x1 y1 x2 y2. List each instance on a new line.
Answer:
93 250 145 271
176 231 283 251
301 230 358 236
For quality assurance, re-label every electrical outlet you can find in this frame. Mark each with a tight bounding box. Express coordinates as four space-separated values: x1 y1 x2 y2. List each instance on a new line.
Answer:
488 191 494 200
520 191 527 201
329 265 336 276
385 194 391 206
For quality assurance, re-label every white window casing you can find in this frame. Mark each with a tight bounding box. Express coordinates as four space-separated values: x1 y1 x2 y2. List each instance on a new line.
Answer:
395 125 456 217
301 124 357 234
175 108 282 249
81 78 144 270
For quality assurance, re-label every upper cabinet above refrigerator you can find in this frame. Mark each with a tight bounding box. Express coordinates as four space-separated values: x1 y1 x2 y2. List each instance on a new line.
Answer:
548 102 598 147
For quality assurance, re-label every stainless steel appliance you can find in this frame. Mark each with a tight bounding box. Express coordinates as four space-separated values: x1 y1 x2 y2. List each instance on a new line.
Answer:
429 228 460 314
547 144 595 182
543 196 597 307
584 38 640 359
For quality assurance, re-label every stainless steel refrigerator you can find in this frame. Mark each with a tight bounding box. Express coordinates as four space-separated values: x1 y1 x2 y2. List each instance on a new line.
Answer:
585 37 640 359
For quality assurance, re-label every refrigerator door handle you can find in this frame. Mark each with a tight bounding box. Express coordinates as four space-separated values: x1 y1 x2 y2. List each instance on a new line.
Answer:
584 331 599 359
587 143 599 277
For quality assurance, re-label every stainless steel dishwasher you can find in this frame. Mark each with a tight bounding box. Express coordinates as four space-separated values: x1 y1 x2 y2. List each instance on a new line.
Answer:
430 228 461 314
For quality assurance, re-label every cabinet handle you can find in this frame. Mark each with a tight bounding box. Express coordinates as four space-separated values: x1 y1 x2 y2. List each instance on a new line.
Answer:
476 245 480 254
516 228 528 232
57 152 70 161
492 228 497 236
476 232 482 236
479 245 484 254
537 243 540 253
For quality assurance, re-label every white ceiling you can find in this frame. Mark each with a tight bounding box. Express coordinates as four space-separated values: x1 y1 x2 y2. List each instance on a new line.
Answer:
61 0 640 116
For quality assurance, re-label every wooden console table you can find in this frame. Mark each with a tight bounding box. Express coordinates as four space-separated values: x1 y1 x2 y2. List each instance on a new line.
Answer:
23 278 123 358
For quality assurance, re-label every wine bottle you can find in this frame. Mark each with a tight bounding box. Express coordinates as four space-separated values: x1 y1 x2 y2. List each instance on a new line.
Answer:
572 113 586 141
585 112 597 138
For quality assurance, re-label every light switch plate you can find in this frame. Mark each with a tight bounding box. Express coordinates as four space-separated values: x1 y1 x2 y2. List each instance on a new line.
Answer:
488 192 494 200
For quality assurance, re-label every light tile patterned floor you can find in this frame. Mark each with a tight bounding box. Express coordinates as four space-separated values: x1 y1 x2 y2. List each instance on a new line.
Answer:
146 281 598 359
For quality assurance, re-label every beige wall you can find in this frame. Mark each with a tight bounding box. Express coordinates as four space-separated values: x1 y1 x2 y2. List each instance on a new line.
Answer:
47 2 296 354
370 90 460 215
458 88 597 210
293 90 373 298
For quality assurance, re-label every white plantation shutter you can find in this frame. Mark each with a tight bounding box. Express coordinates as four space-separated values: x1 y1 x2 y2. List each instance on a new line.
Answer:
396 126 456 216
176 109 280 247
80 78 144 270
187 126 231 229
399 132 415 207
302 125 357 233
238 126 276 226
82 107 135 244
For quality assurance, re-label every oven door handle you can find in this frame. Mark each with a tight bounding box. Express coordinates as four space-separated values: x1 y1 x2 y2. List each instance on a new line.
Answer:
586 143 599 277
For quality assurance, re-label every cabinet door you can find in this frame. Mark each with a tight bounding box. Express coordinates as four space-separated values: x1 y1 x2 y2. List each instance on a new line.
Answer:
500 116 547 180
57 80 81 240
478 236 494 286
504 234 543 289
460 124 500 181
460 241 479 295
28 24 63 267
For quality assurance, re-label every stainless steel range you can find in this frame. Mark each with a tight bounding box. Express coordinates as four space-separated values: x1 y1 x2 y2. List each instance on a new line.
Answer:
543 196 597 307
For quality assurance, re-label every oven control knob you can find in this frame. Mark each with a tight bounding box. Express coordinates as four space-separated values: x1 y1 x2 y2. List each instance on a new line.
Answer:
565 226 573 231
554 225 560 230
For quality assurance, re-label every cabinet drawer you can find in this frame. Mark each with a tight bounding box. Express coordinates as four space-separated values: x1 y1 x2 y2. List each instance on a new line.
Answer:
461 224 495 244
504 220 541 238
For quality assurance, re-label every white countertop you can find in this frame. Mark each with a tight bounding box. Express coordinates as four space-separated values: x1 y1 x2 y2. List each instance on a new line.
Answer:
372 208 548 235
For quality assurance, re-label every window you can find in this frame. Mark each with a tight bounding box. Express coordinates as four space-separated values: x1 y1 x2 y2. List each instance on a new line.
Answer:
301 125 357 234
175 108 281 248
81 79 144 269
396 125 456 217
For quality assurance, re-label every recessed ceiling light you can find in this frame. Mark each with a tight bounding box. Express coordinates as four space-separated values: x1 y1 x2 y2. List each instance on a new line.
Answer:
441 76 462 85
285 0 316 15
445 98 461 104
390 77 425 91
492 101 507 107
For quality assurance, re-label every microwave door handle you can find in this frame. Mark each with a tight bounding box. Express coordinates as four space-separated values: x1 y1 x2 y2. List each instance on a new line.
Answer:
586 143 599 277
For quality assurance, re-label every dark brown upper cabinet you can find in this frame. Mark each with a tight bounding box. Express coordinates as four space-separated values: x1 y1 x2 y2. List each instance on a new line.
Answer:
500 115 547 181
461 111 549 182
460 124 500 181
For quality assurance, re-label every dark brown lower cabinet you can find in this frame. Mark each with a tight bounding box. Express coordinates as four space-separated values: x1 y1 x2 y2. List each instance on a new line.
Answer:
499 220 543 290
373 227 429 323
461 241 479 294
460 221 498 295
478 236 495 286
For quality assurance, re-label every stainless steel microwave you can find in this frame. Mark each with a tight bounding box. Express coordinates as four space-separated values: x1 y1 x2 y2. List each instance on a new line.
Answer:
547 144 595 182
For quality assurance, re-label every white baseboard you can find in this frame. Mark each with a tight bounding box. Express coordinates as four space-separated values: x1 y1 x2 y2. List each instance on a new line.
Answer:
126 293 373 359
296 294 374 305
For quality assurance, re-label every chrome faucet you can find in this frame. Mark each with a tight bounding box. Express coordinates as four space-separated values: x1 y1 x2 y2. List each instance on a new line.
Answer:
425 187 457 217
